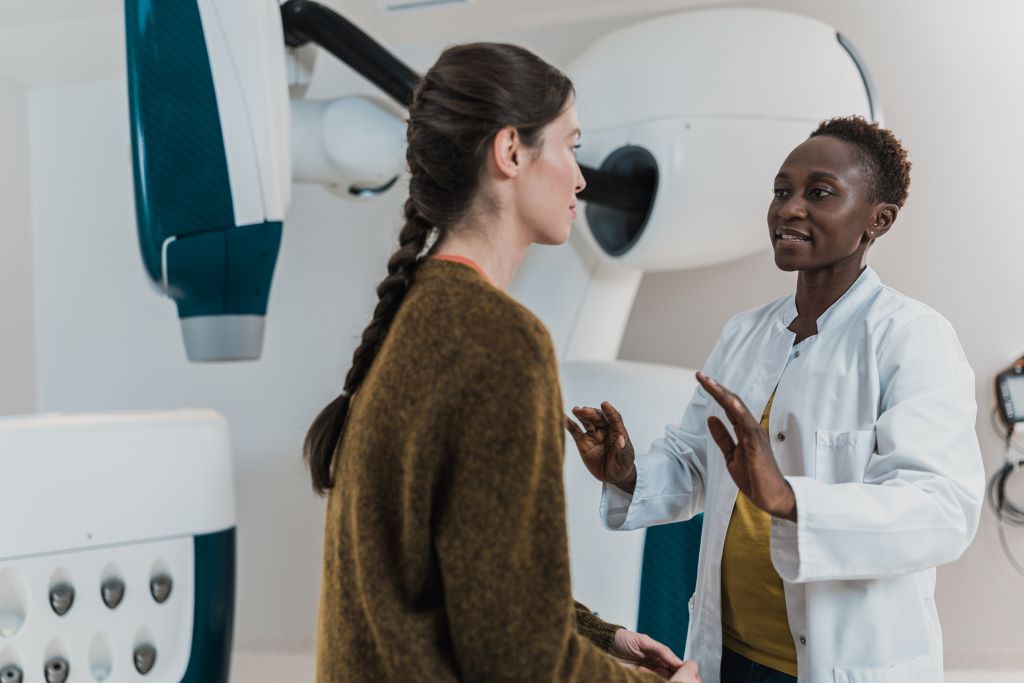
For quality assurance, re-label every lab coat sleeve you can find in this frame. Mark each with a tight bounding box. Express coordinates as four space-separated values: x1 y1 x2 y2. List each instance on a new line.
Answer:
770 313 985 582
600 319 736 531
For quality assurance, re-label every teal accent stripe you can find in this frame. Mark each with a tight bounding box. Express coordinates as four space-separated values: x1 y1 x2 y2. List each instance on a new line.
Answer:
181 527 236 683
125 0 236 283
636 514 703 657
166 221 282 318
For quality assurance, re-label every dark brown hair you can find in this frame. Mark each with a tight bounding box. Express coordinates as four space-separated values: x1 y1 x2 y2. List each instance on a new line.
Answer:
304 43 575 494
811 115 912 208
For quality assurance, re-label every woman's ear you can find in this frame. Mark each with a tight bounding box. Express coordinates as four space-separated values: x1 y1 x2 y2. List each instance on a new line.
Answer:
491 126 522 179
868 204 899 240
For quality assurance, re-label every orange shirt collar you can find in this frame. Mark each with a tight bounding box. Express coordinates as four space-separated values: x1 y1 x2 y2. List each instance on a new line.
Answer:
429 254 492 284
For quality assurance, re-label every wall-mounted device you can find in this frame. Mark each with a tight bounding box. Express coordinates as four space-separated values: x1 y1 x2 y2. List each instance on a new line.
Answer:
995 355 1024 429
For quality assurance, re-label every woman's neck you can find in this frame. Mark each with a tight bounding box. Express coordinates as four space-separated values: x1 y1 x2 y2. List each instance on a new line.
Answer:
434 216 531 290
792 256 867 334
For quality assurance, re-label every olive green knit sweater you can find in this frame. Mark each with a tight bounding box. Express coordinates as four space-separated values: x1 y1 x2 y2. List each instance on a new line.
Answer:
315 258 660 682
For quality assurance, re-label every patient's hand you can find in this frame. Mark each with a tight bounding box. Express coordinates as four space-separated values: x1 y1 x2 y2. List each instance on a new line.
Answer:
668 660 700 682
609 628 691 680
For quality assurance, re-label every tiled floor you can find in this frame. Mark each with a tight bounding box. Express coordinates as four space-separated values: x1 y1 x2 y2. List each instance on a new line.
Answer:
231 652 1024 682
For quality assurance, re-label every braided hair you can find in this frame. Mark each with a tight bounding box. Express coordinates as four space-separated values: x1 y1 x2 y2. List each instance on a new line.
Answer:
304 43 575 494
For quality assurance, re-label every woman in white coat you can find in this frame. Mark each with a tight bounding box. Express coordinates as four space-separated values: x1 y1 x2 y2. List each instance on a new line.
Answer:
567 116 985 683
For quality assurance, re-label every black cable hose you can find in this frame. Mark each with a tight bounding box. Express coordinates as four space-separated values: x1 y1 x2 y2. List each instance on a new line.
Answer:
279 0 656 217
280 0 419 108
987 427 1024 576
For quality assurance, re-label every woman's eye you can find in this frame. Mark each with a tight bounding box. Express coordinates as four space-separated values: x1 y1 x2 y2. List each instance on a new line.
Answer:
809 187 834 198
572 144 582 155
773 188 788 199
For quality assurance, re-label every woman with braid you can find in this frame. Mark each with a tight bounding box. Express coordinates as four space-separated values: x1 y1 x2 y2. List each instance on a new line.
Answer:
305 43 700 683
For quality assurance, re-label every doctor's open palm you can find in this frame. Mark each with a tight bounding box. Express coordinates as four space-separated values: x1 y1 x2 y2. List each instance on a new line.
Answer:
566 402 638 492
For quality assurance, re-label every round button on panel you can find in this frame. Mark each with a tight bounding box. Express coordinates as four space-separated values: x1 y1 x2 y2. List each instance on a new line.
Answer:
0 665 23 683
49 584 74 616
101 578 125 610
150 575 172 604
44 658 69 683
134 644 157 675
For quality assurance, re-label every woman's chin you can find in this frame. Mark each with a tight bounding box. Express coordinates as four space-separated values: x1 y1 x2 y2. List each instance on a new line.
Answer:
773 252 802 272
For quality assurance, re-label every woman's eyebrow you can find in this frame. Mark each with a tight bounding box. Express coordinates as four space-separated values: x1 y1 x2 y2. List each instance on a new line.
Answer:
775 170 841 182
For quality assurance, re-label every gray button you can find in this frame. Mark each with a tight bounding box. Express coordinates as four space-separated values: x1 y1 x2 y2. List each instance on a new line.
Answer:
799 635 807 645
134 644 157 675
44 658 69 683
777 432 786 442
150 575 172 604
49 583 74 616
1 665 23 683
101 578 125 609
794 350 801 358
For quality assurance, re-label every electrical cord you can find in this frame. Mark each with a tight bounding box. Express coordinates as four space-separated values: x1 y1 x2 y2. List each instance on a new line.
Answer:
989 406 1024 454
986 424 1024 576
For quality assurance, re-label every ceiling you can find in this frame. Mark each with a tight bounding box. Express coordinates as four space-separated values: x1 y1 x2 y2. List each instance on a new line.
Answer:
0 0 742 86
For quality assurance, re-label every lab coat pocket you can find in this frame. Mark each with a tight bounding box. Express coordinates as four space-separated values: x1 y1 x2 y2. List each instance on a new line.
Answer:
833 653 935 682
814 430 875 484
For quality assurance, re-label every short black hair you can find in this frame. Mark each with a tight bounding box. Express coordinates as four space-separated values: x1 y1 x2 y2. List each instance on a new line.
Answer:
810 116 911 208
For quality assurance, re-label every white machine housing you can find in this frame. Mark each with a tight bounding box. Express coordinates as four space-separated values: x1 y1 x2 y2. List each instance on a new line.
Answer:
290 95 407 196
572 8 876 272
197 0 291 229
0 411 235 682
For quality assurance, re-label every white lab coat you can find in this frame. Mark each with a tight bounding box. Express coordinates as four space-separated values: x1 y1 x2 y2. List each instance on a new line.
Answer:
601 267 984 682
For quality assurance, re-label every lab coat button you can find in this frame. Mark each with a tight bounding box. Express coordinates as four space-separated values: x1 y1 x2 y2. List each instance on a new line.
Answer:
799 636 807 645
777 432 786 442
794 350 801 358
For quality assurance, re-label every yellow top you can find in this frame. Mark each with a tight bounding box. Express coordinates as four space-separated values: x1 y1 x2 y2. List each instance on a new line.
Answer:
720 391 797 676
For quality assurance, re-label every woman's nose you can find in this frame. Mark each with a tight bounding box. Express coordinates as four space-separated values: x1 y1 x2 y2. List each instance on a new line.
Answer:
575 163 587 193
778 197 808 220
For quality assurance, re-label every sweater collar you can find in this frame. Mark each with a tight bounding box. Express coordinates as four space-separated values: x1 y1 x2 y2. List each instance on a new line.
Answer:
428 254 492 284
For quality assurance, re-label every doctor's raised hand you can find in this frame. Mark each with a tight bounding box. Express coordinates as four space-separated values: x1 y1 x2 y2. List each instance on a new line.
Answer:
566 402 639 493
695 371 797 522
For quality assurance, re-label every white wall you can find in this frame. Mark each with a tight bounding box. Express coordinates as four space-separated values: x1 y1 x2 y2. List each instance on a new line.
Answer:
621 0 1024 668
0 77 34 416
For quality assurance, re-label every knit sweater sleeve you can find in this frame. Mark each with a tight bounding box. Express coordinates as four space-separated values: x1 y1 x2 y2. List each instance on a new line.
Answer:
434 317 660 683
574 600 623 651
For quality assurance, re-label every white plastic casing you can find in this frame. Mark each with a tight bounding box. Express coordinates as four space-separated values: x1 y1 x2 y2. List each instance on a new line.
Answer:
291 96 407 195
198 0 291 226
0 410 235 682
569 7 874 271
